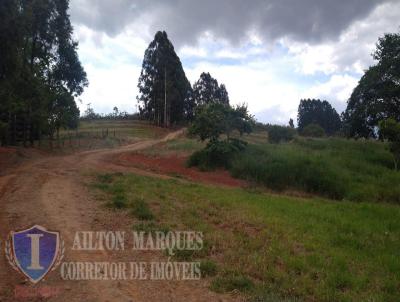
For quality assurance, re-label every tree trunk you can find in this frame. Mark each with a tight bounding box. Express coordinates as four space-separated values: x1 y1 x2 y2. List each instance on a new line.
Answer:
12 114 17 145
22 116 27 147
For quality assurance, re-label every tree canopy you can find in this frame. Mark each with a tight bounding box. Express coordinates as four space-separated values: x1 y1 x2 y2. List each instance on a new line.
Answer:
192 72 230 106
137 31 193 127
0 0 87 146
188 102 253 169
343 32 400 138
189 103 253 142
297 99 341 136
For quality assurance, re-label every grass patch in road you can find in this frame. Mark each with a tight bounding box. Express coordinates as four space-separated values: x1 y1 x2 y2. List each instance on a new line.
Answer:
92 172 400 301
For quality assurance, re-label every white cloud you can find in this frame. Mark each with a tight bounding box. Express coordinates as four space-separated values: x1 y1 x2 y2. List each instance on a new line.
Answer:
285 2 400 76
179 46 208 58
77 63 141 115
72 1 400 124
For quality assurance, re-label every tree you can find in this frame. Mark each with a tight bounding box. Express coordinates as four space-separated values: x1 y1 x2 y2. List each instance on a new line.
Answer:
189 103 253 142
343 32 400 138
289 118 294 128
379 119 400 171
192 72 230 106
297 99 341 135
113 106 119 117
0 0 87 146
267 125 296 143
137 31 193 127
301 123 326 137
188 103 253 169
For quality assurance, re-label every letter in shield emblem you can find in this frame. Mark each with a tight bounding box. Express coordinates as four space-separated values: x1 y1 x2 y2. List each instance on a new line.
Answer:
9 225 61 284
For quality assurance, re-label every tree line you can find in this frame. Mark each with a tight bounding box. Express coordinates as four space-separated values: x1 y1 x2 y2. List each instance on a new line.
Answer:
0 0 87 146
137 30 400 168
138 30 399 139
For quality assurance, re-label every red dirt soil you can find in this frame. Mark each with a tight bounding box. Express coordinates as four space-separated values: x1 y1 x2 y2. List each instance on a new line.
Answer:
118 153 247 188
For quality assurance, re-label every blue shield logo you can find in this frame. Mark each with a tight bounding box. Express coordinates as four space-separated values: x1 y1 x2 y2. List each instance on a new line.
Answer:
10 225 60 283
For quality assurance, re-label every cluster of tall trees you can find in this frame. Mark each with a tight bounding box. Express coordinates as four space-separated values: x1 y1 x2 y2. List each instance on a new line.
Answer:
192 72 229 106
137 31 193 127
0 0 87 146
297 99 342 135
137 31 230 127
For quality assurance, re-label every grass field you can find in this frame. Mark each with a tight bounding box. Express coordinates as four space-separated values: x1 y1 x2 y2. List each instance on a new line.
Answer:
85 121 400 301
77 120 170 139
140 131 400 204
38 119 170 152
93 172 400 302
230 137 400 203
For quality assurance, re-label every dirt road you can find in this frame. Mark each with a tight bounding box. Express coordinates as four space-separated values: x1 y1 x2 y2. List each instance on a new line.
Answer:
0 130 238 302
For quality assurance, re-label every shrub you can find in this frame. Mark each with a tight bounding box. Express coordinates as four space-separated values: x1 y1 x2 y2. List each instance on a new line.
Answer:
110 193 128 209
130 197 154 220
301 123 326 137
379 119 400 170
267 125 296 143
188 138 247 170
200 260 218 277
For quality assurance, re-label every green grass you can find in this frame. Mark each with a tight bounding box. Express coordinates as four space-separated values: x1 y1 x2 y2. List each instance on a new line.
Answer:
140 137 206 157
39 120 170 153
143 132 400 203
211 274 254 293
200 260 218 277
130 197 155 220
78 119 170 139
92 172 400 302
230 137 400 203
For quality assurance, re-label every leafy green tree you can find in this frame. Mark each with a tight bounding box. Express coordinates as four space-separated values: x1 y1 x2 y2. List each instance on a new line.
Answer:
0 0 87 145
188 103 253 169
267 125 296 143
301 123 326 137
379 119 400 170
137 31 193 127
343 32 400 138
297 99 341 135
189 103 253 142
192 72 230 106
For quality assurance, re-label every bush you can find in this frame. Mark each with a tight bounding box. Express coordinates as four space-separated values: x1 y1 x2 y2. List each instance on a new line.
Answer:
110 193 128 209
200 260 218 277
301 123 326 137
187 139 247 170
130 197 154 220
267 125 296 143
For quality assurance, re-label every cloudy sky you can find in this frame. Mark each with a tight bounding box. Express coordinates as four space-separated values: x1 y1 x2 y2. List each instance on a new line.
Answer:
69 0 400 124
